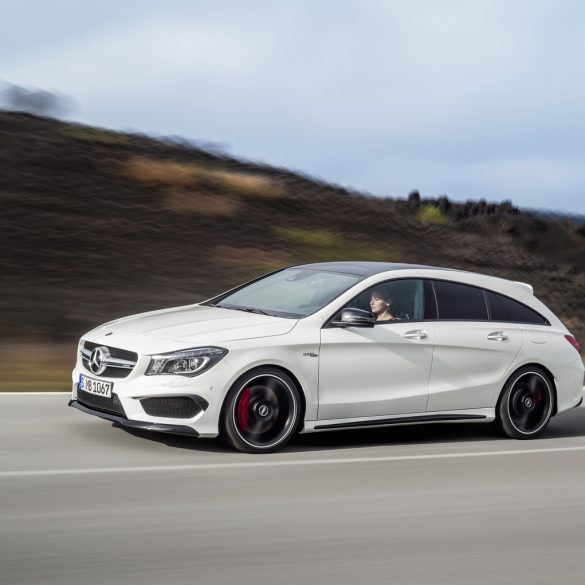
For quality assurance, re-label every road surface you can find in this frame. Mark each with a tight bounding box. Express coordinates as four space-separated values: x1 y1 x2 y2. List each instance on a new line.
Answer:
1 393 585 585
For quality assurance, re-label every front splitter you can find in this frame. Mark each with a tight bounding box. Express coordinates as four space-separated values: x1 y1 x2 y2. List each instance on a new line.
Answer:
69 399 199 437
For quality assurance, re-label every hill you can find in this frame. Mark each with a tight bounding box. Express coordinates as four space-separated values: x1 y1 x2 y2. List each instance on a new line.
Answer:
1 111 583 389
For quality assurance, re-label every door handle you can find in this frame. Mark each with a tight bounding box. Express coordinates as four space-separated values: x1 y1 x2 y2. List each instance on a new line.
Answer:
403 330 428 340
487 331 509 341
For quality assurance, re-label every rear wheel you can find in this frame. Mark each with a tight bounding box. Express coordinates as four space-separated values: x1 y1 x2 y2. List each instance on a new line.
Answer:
221 368 300 453
498 366 553 439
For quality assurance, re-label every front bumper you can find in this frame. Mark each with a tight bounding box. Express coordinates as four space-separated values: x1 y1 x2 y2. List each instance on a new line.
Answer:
71 353 236 437
69 399 199 436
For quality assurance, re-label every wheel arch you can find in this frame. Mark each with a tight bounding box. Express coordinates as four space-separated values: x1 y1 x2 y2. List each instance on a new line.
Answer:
496 362 558 416
219 364 307 434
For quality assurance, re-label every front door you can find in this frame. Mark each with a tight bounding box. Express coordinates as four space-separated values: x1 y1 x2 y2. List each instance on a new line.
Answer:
318 278 436 420
318 321 435 420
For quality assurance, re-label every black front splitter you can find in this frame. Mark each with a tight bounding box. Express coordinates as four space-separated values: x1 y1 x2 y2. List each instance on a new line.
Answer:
69 400 199 437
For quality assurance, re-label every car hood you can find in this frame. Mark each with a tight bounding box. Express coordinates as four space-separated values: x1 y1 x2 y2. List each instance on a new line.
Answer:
86 304 298 349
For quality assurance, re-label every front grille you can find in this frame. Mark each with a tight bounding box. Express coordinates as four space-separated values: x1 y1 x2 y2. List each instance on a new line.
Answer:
91 366 133 379
81 341 138 379
140 397 202 419
84 341 138 362
77 387 127 417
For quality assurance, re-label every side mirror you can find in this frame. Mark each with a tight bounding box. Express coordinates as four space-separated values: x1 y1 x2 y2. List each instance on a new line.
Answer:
332 308 375 328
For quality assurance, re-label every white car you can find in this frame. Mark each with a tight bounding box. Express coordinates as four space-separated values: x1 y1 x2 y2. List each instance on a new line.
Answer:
70 262 584 453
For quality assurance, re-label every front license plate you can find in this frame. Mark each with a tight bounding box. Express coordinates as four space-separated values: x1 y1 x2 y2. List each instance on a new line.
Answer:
79 374 113 398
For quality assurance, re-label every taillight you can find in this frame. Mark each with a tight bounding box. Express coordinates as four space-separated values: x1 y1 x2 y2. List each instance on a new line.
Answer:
565 334 582 355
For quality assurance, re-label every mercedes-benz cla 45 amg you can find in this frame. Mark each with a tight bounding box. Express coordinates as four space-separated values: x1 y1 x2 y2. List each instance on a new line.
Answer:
70 262 584 453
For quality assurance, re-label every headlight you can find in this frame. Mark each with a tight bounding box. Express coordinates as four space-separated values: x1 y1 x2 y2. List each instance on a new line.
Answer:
145 347 228 377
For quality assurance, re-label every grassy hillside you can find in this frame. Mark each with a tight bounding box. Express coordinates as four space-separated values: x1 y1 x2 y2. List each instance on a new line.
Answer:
1 111 584 390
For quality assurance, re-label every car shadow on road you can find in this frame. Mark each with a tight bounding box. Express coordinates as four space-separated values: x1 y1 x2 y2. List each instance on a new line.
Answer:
289 409 585 453
112 423 229 453
111 406 585 455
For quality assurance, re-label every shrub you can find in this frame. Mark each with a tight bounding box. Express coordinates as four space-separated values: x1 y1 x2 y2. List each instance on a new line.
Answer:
418 204 447 225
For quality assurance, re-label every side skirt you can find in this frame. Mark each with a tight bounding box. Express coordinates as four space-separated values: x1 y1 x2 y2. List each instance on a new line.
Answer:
302 409 495 433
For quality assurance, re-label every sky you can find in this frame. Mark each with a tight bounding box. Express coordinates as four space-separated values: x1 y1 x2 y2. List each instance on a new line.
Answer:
2 0 585 213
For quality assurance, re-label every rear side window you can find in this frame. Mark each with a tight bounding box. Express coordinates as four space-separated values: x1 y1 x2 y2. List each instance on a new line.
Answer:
486 291 549 325
433 280 488 321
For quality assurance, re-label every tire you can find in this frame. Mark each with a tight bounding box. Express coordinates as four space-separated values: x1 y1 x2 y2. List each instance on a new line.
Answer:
221 367 301 453
497 366 554 439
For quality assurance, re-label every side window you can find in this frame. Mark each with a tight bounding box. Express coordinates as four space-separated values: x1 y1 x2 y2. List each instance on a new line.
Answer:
344 279 432 323
433 280 488 321
486 291 549 325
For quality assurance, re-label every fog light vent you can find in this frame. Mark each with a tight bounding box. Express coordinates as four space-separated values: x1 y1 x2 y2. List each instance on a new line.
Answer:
140 397 203 419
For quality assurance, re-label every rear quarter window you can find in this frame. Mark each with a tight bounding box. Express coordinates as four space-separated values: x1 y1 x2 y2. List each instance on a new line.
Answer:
486 291 550 325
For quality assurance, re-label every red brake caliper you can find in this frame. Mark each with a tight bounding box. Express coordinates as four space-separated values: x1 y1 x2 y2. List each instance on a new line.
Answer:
237 388 251 432
535 389 543 403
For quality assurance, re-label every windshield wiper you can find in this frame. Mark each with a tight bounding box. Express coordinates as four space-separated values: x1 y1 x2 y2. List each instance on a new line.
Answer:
216 304 271 316
238 307 271 316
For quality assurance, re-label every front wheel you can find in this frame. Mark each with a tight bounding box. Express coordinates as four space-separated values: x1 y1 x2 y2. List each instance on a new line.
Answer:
497 367 554 439
221 368 301 453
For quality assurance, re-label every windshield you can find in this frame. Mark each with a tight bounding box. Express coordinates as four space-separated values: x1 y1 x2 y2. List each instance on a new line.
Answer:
212 268 363 318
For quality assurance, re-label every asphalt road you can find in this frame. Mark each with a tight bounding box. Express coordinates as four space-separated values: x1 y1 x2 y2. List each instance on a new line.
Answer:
2 394 585 585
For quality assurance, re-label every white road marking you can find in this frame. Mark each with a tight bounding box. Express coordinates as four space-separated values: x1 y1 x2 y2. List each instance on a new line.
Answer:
2 445 585 479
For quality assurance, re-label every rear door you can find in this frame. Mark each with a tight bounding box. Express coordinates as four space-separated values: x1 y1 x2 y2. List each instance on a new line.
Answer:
426 280 524 412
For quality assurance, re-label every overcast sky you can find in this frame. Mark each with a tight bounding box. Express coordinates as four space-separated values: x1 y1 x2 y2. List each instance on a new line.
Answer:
2 0 584 213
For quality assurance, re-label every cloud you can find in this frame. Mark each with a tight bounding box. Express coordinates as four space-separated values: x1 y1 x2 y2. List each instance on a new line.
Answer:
2 0 584 213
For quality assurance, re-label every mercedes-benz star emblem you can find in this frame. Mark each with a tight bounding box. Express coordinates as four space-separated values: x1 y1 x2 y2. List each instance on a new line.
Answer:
258 404 270 417
89 346 110 375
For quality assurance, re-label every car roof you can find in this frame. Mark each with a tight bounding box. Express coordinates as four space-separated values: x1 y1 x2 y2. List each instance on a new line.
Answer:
292 261 453 277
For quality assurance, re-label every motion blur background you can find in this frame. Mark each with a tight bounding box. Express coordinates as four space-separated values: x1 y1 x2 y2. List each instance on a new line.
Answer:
1 0 584 390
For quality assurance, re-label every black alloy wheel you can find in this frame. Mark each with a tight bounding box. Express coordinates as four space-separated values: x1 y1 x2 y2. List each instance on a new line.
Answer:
498 366 554 439
221 367 301 453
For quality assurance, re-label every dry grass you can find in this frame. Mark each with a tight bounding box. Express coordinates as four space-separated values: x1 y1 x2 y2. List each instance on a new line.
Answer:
212 245 292 280
123 156 205 188
273 227 399 262
163 189 240 217
212 170 284 198
0 342 76 392
122 156 284 198
61 126 130 145
212 229 401 283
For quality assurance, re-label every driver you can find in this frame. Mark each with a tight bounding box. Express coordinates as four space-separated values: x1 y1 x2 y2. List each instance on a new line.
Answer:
370 290 399 321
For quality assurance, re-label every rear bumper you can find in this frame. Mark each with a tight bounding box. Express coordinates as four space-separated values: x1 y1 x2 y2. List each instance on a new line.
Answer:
69 399 199 437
